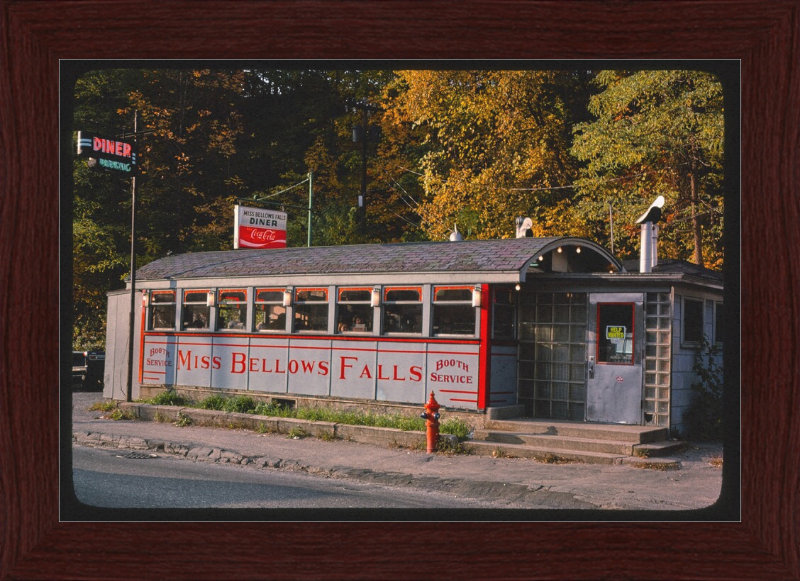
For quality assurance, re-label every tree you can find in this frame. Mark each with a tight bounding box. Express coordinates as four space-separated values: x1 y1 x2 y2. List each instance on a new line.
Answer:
571 70 724 268
385 70 591 241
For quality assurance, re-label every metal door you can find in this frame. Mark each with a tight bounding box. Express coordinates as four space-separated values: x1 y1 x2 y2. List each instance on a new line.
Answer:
586 293 644 424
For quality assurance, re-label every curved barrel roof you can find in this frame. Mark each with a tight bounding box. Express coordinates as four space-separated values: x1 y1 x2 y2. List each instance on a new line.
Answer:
135 237 621 282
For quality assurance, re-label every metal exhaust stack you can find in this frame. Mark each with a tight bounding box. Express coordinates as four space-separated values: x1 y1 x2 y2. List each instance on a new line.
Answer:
635 196 665 273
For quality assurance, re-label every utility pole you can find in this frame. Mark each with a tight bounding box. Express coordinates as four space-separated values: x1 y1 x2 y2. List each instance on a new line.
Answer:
307 171 313 248
125 110 138 402
350 100 382 235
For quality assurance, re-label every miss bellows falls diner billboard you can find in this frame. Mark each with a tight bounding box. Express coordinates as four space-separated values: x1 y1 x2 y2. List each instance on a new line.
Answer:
234 205 287 249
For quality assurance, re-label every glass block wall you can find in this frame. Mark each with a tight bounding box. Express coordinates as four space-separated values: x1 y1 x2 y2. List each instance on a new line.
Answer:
644 292 672 426
518 292 588 420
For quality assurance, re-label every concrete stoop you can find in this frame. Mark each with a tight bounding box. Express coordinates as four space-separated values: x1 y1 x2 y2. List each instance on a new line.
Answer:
465 418 685 467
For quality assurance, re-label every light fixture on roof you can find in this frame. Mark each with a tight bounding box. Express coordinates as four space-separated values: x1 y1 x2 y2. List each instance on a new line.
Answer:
142 290 150 307
206 291 216 307
557 247 563 253
283 287 293 307
371 286 381 307
576 246 581 254
515 283 521 291
538 255 544 262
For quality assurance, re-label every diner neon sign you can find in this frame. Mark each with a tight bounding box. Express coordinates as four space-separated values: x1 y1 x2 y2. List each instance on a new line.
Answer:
76 131 139 174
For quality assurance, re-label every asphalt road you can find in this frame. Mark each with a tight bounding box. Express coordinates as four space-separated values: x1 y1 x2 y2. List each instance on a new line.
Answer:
73 445 518 509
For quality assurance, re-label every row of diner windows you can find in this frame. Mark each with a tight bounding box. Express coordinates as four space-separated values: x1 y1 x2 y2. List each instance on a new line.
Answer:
145 285 516 338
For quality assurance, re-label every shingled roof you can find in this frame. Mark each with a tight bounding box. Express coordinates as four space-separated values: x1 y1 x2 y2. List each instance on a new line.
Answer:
135 237 617 281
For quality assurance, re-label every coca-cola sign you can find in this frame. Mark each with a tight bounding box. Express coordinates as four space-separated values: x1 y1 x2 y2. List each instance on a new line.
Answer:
234 205 287 249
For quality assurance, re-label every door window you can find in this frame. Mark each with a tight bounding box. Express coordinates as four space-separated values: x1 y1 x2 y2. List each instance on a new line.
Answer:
597 303 634 364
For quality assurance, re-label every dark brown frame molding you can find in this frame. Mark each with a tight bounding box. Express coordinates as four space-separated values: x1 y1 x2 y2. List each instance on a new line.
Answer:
1 1 791 579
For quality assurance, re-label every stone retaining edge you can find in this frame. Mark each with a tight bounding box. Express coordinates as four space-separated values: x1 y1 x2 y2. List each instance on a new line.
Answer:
117 402 458 449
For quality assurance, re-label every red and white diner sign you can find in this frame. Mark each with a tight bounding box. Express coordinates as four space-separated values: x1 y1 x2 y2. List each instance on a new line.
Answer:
234 205 287 249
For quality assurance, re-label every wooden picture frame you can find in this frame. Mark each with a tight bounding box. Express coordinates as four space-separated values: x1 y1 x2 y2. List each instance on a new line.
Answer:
1 1 792 578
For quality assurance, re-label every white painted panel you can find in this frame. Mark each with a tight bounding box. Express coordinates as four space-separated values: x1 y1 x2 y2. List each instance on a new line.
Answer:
286 338 332 396
210 335 251 390
141 336 178 386
330 340 377 399
175 335 214 387
247 336 290 393
489 346 517 405
376 342 427 404
426 343 480 409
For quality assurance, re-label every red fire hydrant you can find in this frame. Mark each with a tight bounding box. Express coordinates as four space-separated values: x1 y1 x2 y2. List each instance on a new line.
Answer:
420 391 441 454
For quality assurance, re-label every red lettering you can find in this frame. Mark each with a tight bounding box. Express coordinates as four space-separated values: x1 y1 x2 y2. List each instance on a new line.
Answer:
93 137 103 152
123 143 132 157
250 358 259 373
201 355 211 369
231 352 246 374
359 365 372 379
274 358 285 374
288 360 299 374
393 365 406 381
104 139 114 154
340 356 358 380
410 366 422 382
178 350 191 370
377 364 390 380
301 360 315 374
261 358 274 373
318 361 329 376
115 141 123 156
212 356 221 370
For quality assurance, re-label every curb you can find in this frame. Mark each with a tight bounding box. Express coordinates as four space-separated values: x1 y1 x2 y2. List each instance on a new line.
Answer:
118 402 460 450
72 430 574 507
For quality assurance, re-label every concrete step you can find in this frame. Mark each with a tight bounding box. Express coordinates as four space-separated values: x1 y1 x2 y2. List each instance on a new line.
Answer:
632 440 687 458
462 440 626 465
483 419 668 444
472 429 634 455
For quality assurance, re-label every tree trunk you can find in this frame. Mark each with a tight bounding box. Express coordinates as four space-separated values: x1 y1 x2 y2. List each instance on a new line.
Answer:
690 162 704 267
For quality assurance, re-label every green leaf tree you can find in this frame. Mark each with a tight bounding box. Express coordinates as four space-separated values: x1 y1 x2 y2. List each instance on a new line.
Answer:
571 70 724 268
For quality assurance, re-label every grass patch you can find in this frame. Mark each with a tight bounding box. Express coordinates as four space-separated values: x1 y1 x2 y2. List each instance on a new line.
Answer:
287 427 309 439
88 401 118 413
174 412 193 427
109 408 136 421
149 391 190 407
198 394 228 411
224 395 257 414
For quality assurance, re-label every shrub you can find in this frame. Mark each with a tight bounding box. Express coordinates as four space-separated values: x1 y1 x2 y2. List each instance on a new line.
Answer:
150 391 189 407
223 395 257 414
683 339 724 441
440 417 472 440
199 394 228 411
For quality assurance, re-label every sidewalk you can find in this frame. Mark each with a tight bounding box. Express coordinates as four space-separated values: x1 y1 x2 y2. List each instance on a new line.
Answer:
70 391 724 511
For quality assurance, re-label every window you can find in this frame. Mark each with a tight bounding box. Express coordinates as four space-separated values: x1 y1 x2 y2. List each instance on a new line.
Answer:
683 297 704 345
255 288 286 332
383 287 422 334
182 290 210 330
432 286 476 336
714 301 724 345
293 288 329 332
596 303 634 364
337 288 373 333
492 286 516 340
148 290 175 330
217 289 246 331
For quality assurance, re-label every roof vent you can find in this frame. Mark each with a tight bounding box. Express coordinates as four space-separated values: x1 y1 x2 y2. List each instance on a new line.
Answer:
449 224 464 242
515 217 534 238
635 196 665 273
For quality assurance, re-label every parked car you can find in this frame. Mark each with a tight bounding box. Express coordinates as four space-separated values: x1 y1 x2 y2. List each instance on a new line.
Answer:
72 351 105 391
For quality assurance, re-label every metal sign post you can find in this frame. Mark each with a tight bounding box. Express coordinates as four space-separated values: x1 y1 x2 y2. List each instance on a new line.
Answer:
125 111 138 402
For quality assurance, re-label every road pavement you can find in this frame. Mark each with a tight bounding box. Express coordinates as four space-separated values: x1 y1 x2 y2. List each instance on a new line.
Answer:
69 391 726 514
